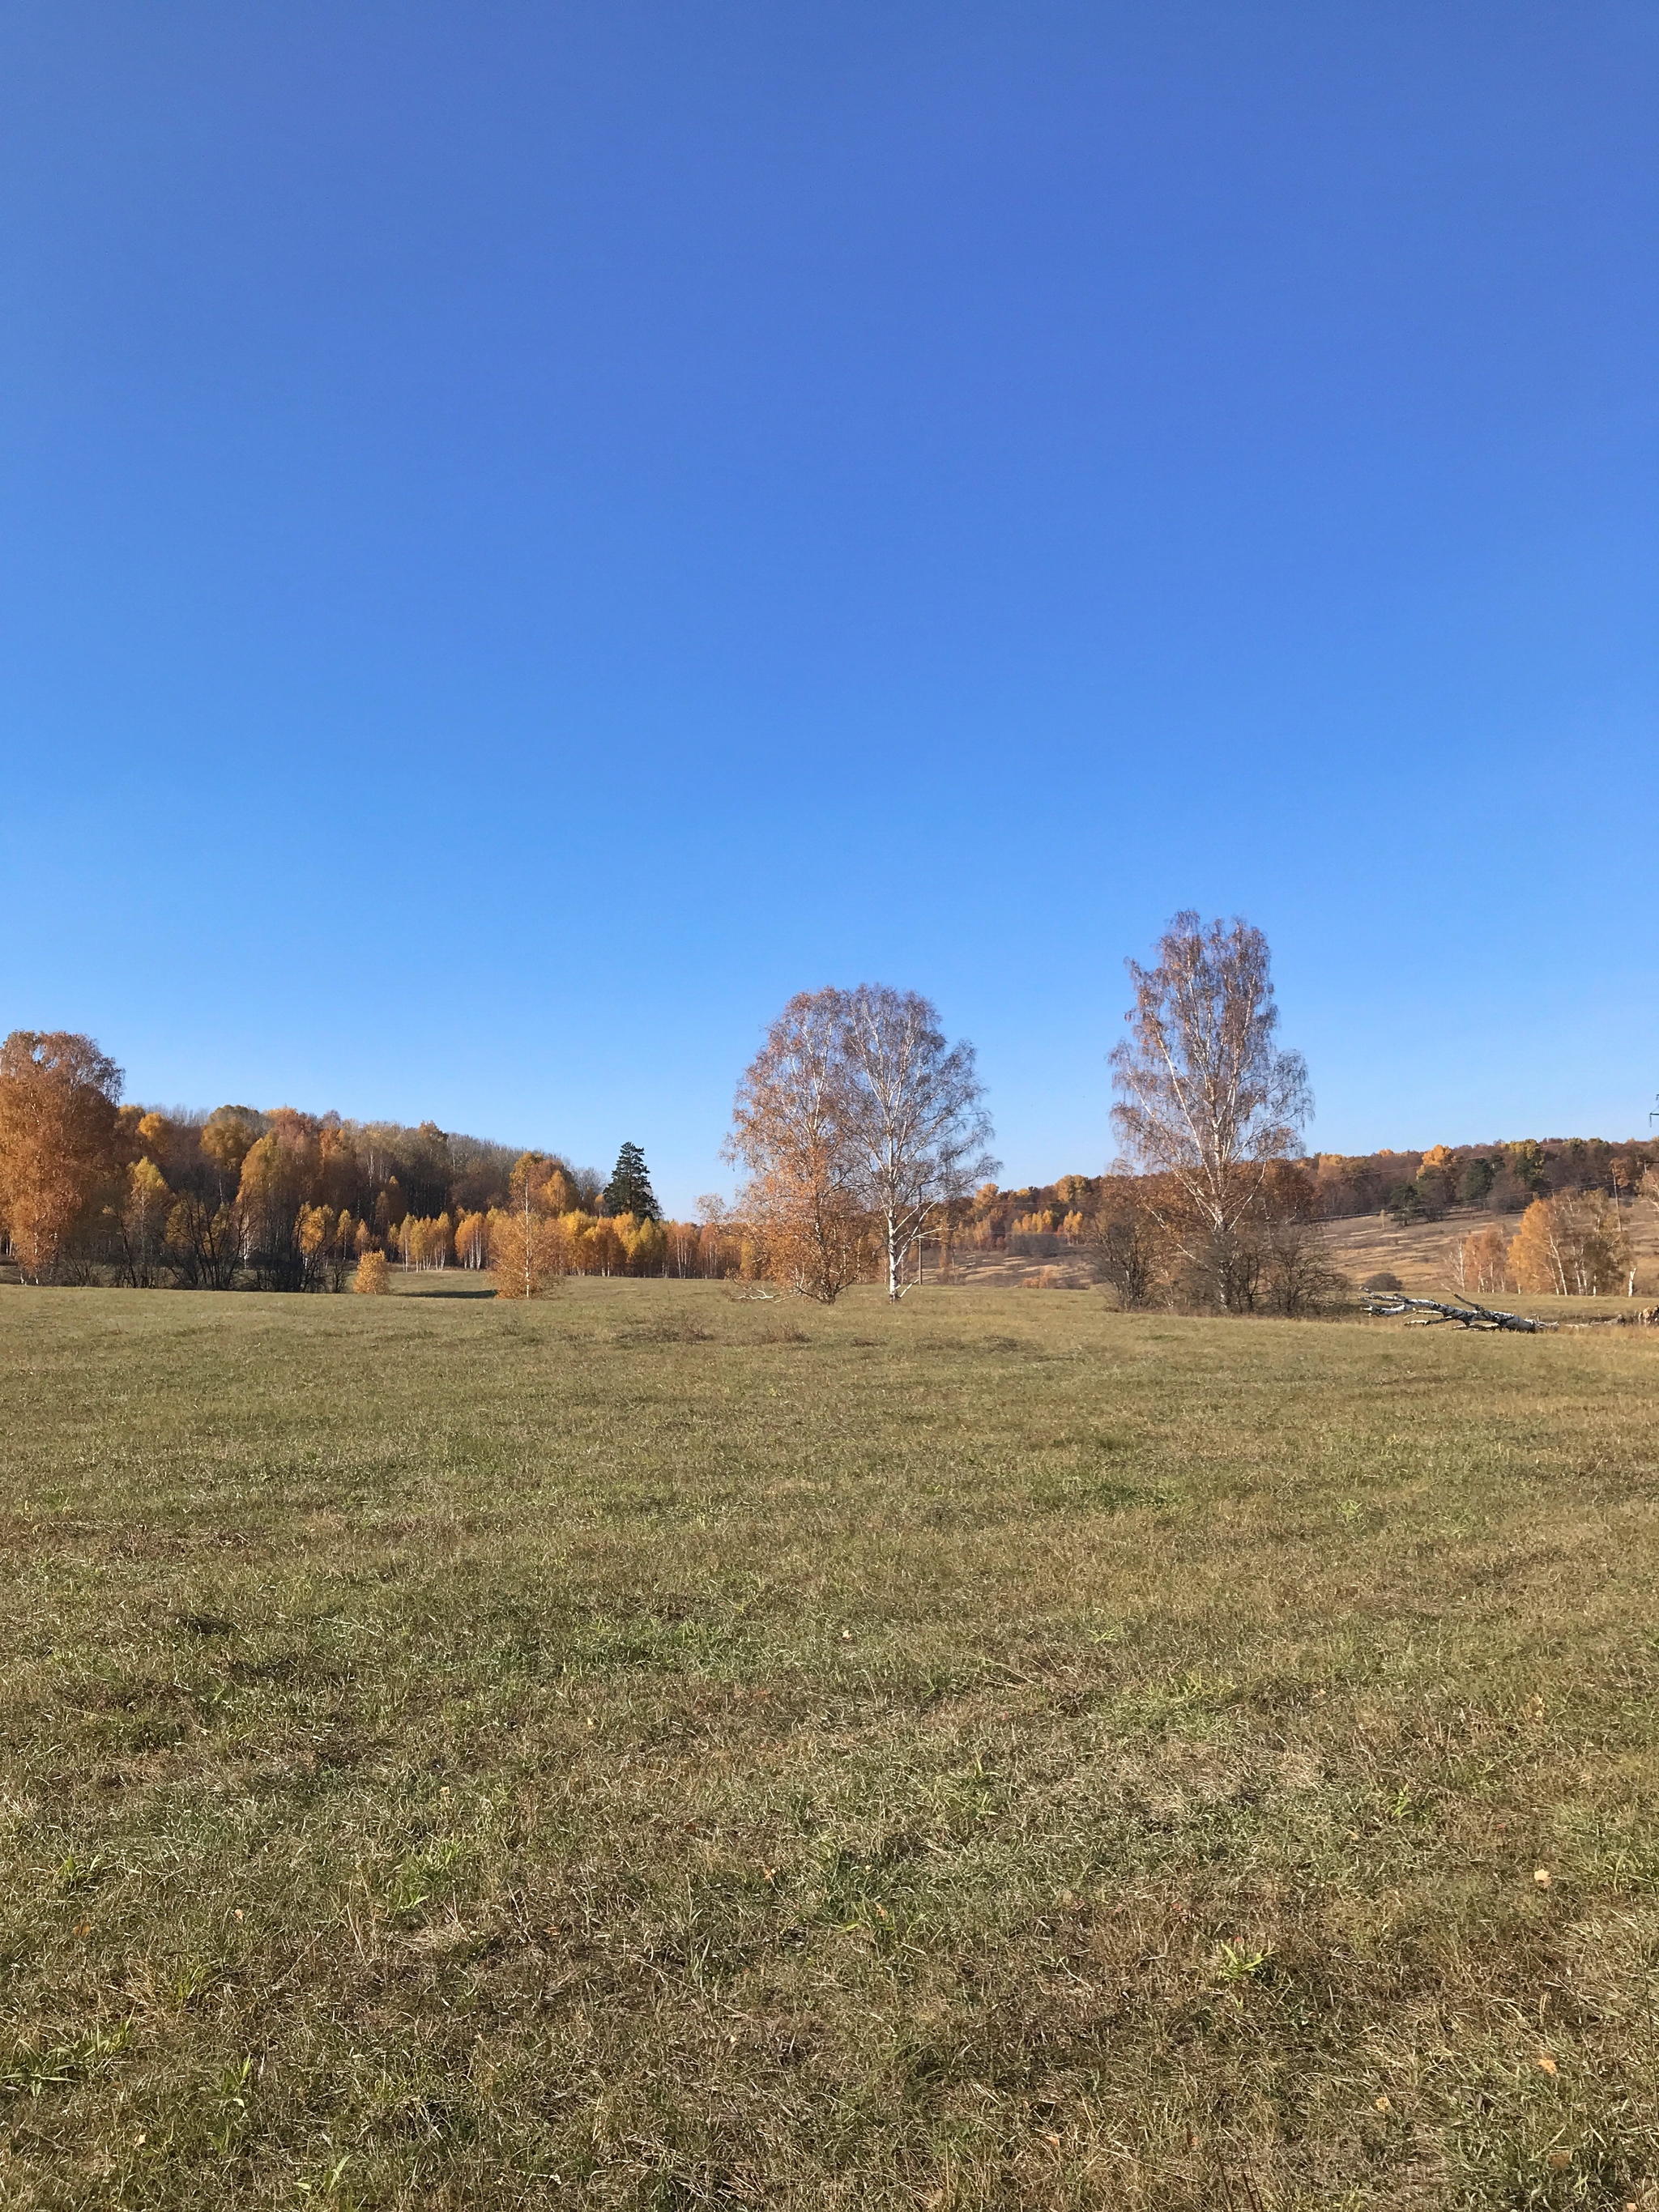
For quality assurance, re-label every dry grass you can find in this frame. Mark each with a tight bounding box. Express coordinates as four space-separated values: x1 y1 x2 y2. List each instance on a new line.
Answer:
2 1279 1658 2209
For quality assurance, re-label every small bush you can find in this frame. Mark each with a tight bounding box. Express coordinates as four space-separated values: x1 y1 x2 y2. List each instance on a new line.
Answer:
1363 1271 1402 1294
353 1251 390 1295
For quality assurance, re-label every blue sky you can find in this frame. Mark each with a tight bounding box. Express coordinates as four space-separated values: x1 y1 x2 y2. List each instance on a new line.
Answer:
2 3 1655 1211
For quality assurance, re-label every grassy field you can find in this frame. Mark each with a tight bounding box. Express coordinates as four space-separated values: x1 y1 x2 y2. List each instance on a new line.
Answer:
2 1282 1658 2210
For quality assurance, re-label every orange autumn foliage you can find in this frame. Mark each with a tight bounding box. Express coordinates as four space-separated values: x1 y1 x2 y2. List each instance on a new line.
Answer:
0 1032 123 1281
1456 1225 1511 1295
488 1207 566 1298
1508 1196 1631 1297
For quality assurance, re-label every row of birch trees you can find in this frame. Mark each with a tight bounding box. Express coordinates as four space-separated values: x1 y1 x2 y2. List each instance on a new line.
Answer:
1452 1197 1638 1298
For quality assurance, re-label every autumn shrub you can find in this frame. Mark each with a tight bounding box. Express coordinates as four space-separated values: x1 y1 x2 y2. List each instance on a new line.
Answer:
1090 1191 1166 1308
736 1168 872 1303
352 1249 390 1294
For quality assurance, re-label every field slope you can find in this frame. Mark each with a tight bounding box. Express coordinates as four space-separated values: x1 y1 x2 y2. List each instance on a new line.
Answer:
2 1283 1657 2210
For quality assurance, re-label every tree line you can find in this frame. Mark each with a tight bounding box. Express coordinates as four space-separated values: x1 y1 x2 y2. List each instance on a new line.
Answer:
979 1135 1658 1256
1311 1136 1654 1222
0 986 1001 1304
6 911 1653 1306
0 1034 746 1290
1445 1196 1639 1300
951 1168 1649 1310
918 914 1653 1313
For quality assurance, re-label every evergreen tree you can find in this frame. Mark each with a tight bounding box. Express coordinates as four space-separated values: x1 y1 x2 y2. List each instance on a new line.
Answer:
603 1140 659 1221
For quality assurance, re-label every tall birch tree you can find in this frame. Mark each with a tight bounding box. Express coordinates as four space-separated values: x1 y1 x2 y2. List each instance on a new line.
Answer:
726 989 868 1303
728 986 996 1303
1109 913 1310 1308
834 985 998 1302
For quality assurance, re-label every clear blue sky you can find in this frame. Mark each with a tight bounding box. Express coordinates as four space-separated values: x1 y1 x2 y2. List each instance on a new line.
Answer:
2 4 1655 1212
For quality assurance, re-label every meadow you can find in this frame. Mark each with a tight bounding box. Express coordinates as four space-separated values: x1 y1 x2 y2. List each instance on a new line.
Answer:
2 1280 1657 2210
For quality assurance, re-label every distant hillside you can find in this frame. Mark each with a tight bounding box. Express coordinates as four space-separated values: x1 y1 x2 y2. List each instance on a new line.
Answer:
1316 1204 1659 1300
972 1136 1655 1258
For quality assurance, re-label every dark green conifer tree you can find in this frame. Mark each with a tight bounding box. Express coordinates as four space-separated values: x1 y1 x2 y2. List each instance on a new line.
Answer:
603 1140 659 1221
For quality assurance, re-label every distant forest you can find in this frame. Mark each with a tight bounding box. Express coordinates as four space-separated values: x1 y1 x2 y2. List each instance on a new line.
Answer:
3 1026 1654 1299
0 1034 751 1290
975 1136 1657 1258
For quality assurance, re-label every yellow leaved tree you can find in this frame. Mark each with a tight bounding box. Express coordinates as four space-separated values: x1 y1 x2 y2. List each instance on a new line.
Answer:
488 1212 563 1298
1509 1196 1631 1296
120 1157 173 1287
1454 1224 1510 1296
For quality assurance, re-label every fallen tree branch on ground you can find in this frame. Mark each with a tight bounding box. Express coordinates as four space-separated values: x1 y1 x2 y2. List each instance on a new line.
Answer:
1362 1293 1556 1333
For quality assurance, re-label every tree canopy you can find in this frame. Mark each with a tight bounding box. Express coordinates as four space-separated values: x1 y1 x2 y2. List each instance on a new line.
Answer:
603 1141 660 1221
727 985 996 1301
